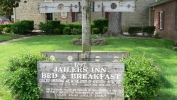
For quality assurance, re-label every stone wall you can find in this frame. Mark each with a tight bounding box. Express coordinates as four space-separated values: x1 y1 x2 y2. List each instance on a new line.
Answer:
13 0 155 29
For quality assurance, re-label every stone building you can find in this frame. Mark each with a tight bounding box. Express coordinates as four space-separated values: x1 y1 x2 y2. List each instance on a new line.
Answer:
12 0 156 29
150 0 177 42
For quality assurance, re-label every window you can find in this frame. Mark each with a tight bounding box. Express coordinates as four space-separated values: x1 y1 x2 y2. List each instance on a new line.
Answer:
46 13 53 20
159 11 164 30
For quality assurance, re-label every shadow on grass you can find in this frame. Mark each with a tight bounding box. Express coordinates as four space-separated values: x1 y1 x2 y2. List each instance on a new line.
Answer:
155 92 177 100
154 75 177 100
160 75 174 88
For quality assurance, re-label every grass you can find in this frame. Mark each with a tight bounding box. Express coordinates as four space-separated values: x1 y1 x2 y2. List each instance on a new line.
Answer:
0 35 177 100
0 34 21 42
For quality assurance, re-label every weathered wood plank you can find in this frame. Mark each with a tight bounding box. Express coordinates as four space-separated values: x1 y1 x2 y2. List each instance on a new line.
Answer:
39 0 135 13
37 61 125 100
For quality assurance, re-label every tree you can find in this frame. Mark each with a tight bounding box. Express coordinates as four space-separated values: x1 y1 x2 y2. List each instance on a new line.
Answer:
105 12 123 37
0 0 20 17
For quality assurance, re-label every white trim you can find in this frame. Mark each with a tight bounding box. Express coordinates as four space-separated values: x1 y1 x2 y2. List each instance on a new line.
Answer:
160 11 163 29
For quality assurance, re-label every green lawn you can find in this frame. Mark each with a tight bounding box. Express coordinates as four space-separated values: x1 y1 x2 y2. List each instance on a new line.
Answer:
0 35 177 100
0 34 21 42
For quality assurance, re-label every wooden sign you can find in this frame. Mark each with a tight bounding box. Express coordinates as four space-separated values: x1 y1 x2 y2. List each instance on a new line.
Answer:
94 1 135 12
39 1 81 13
44 0 53 2
37 61 125 100
39 0 135 13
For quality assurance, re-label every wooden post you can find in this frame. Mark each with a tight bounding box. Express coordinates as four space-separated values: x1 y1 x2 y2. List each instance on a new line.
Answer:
82 0 91 52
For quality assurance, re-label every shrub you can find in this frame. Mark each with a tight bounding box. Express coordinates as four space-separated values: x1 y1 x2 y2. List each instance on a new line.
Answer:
122 55 162 100
50 20 60 29
128 27 142 36
103 27 108 33
4 53 49 100
39 20 60 35
68 23 82 29
92 28 99 34
21 20 34 30
142 26 155 37
38 21 53 35
58 24 68 34
63 27 71 35
71 28 82 35
11 21 29 35
54 28 60 34
93 19 108 34
3 27 11 33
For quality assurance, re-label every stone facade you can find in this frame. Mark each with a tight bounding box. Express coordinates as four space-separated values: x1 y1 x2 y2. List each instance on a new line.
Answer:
13 0 156 29
151 0 177 42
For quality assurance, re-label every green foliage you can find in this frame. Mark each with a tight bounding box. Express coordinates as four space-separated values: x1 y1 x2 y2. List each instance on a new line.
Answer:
39 20 60 35
11 21 28 35
122 56 162 100
128 27 142 36
142 26 155 36
10 20 34 35
0 24 12 33
0 0 20 17
68 23 82 29
54 28 60 34
58 24 68 34
3 27 11 33
103 27 108 33
50 20 60 29
21 20 34 30
92 28 99 34
93 19 108 34
71 28 82 35
39 21 53 35
63 27 71 35
4 53 49 100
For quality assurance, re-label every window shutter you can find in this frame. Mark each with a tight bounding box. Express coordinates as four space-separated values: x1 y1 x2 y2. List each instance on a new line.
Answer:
158 12 160 29
162 11 165 30
72 12 76 22
105 12 109 19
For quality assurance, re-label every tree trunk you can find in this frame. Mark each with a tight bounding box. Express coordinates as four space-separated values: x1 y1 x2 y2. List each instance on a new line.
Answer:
82 0 91 52
105 12 123 37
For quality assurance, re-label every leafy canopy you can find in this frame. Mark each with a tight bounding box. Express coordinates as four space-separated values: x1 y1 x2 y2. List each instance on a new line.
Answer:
0 0 20 17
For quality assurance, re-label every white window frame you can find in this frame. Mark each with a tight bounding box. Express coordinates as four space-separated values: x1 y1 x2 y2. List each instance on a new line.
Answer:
160 11 163 30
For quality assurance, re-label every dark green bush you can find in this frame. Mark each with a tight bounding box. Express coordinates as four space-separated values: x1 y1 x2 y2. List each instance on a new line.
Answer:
142 26 155 36
58 24 69 34
39 20 60 35
21 20 34 30
93 19 108 34
54 28 60 34
92 28 99 34
103 27 108 33
3 27 11 33
0 24 12 30
63 27 71 35
50 20 60 29
68 23 82 29
11 21 29 35
71 28 82 35
128 27 142 36
39 21 53 35
122 55 162 100
5 53 49 100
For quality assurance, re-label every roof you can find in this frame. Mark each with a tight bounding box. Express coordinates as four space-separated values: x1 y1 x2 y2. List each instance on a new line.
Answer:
150 0 175 7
